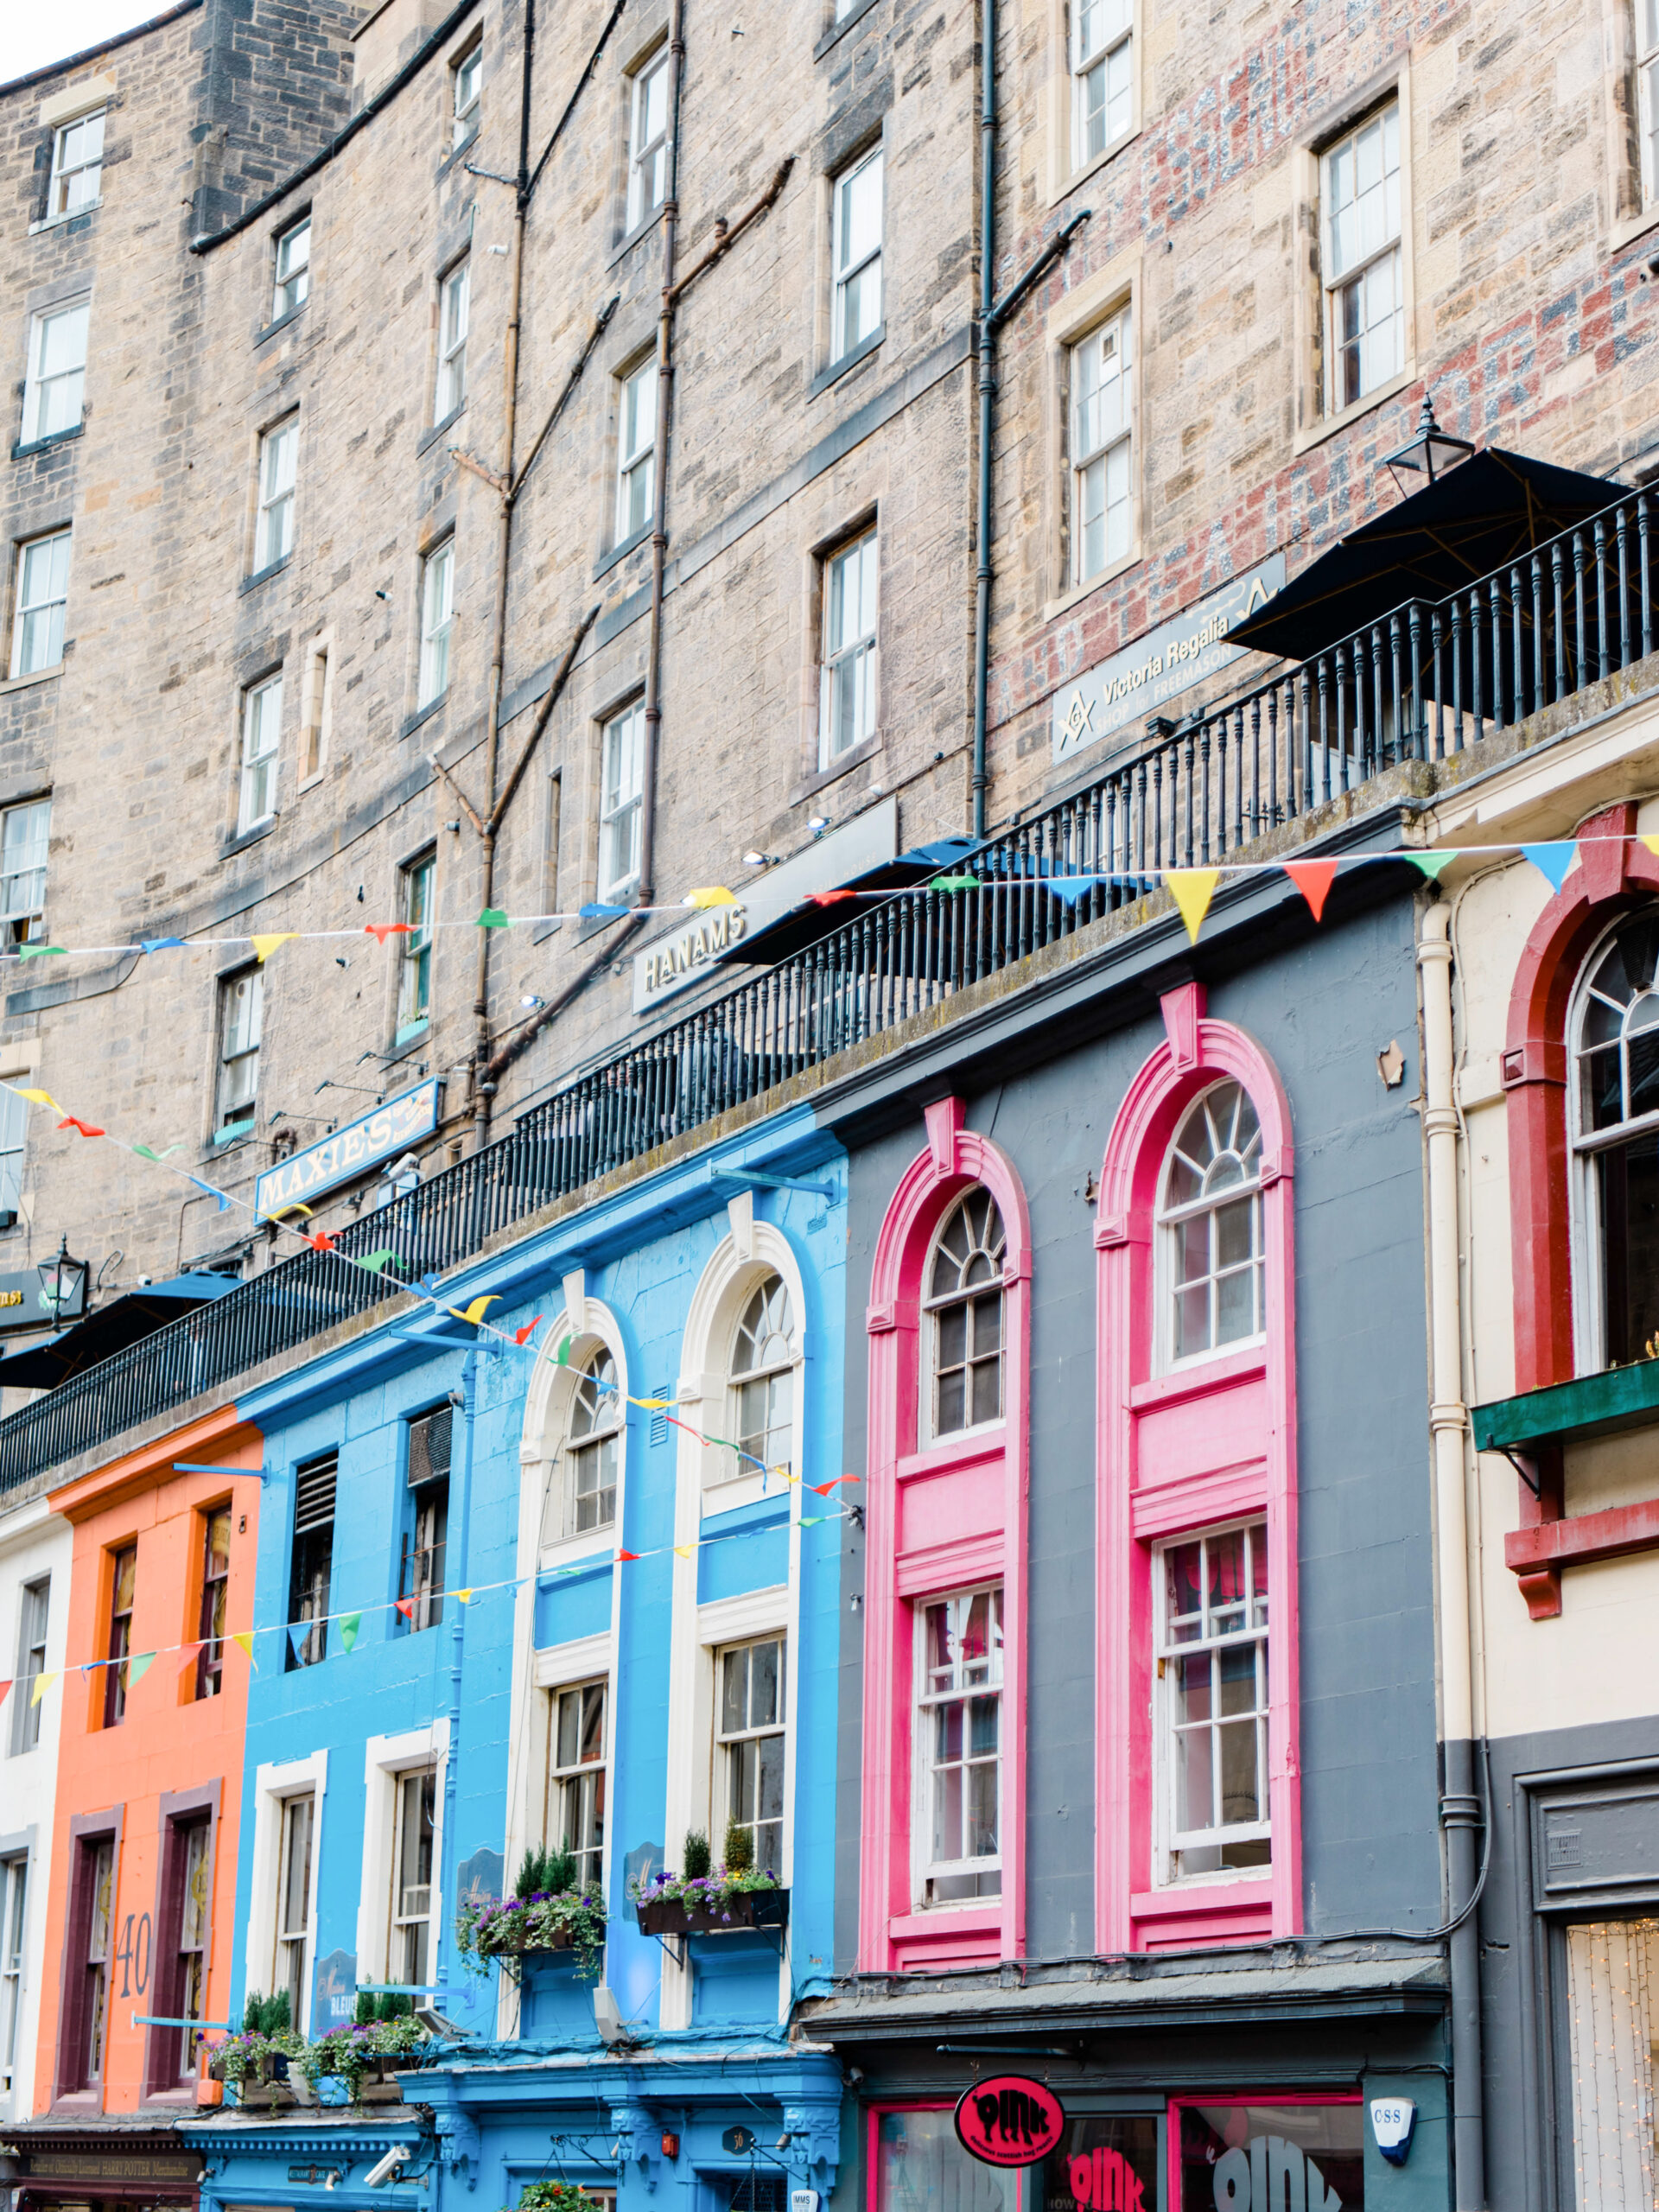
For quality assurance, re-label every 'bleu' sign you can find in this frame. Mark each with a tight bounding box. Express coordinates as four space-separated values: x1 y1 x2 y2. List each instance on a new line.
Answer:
254 1078 443 1219
1051 556 1287 768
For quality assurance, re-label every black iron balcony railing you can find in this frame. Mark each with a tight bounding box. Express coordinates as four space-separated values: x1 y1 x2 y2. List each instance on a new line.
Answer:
0 480 1649 1494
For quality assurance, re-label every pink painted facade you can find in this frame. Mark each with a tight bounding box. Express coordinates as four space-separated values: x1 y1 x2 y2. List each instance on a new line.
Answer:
857 1096 1032 1972
1094 982 1303 1953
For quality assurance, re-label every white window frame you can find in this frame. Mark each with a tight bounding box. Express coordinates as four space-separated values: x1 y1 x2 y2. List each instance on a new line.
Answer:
1152 1520 1271 1885
238 672 282 836
436 260 469 422
243 1750 326 2038
299 632 332 785
217 967 263 1135
10 532 71 681
614 359 657 545
253 417 298 574
397 852 435 1037
1566 912 1659 1372
0 799 51 950
1640 0 1659 207
534 1296 632 1572
920 1186 1007 1446
0 1847 27 2100
1071 0 1133 168
626 47 670 232
390 1766 438 1985
359 1725 447 1999
0 1088 24 1224
714 1634 787 1878
597 700 644 904
1320 99 1403 417
912 1583 1004 1909
418 540 454 709
47 110 104 222
546 1675 608 1891
273 216 310 320
1155 1078 1266 1372
562 1346 621 1538
10 1580 48 1758
818 528 878 766
451 36 482 146
21 301 89 446
1069 305 1133 586
721 1272 798 1491
830 146 884 362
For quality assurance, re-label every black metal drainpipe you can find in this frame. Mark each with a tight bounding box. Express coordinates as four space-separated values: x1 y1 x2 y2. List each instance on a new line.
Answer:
969 0 1091 839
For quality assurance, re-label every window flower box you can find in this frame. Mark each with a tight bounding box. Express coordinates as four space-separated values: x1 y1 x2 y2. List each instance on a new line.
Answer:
455 1886 607 1981
633 1883 788 1937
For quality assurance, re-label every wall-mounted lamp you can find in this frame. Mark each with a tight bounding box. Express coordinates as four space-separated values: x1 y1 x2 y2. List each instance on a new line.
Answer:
36 1235 87 1320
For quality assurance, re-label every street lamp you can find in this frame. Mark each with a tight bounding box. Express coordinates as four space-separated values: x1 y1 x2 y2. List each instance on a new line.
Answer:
36 1235 87 1322
1383 393 1476 496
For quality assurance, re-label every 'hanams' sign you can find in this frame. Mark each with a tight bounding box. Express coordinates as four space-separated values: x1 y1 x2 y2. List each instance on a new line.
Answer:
254 1077 443 1218
1051 556 1286 768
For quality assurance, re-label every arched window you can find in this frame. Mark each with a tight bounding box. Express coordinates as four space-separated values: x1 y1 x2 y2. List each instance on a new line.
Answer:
1572 911 1659 1367
1159 1080 1264 1364
563 1349 620 1536
728 1272 798 1483
925 1188 1006 1438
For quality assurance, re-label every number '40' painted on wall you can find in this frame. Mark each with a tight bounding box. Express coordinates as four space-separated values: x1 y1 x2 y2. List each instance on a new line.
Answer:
116 1911 151 1997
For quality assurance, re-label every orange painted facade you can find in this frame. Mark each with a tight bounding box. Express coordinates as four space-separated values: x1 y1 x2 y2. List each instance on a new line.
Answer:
32 1406 262 2116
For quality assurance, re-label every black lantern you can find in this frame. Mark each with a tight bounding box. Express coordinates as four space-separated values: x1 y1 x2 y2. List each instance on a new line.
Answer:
1383 394 1476 496
36 1235 87 1322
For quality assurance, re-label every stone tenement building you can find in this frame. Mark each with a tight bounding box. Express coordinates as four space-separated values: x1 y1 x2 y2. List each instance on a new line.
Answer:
1 0 1656 1331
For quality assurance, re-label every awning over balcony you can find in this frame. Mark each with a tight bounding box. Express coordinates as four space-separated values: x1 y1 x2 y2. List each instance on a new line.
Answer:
0 1271 233 1390
1230 448 1626 663
728 834 981 965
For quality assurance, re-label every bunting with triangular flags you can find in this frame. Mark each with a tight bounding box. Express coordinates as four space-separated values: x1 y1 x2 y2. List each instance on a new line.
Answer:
1167 869 1219 944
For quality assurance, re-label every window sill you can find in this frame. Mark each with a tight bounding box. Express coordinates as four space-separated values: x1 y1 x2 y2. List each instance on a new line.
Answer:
12 423 84 462
29 202 100 236
254 301 308 349
895 1428 1006 1483
0 664 64 696
810 325 885 399
1130 1874 1272 1917
416 404 466 457
537 1533 620 1576
1611 201 1659 258
1048 125 1141 213
221 817 277 859
531 915 563 947
392 1020 430 1050
1292 364 1415 459
815 0 880 61
1472 1361 1659 1452
594 522 653 584
401 694 448 741
437 126 480 184
577 894 639 944
1042 547 1141 629
789 733 882 806
1130 1341 1267 1410
608 203 666 270
239 555 293 596
887 1904 1001 1939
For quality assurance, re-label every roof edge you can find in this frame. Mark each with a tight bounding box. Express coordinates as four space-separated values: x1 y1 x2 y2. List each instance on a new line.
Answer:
0 0 203 100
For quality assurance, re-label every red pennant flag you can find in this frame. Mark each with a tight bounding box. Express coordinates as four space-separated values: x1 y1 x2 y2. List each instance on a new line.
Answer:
1283 859 1339 923
0 1678 10 1707
616 1549 641 1561
513 1315 543 1346
394 1597 416 1621
365 923 414 944
57 1116 105 1138
808 890 858 907
811 1474 861 1494
307 1231 338 1253
178 1643 203 1675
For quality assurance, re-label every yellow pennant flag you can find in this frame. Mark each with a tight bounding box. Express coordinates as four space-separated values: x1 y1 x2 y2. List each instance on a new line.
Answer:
633 1396 671 1410
455 1588 474 1604
450 1294 500 1326
16 1089 59 1109
1644 836 1659 857
683 887 737 908
251 933 298 963
674 1543 695 1560
230 1631 257 1668
30 1669 58 1706
1167 869 1220 945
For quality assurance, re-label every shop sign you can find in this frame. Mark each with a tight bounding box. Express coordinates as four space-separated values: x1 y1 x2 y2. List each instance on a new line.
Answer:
954 2076 1065 2166
26 2154 197 2183
253 1078 442 1218
289 2169 345 2187
1051 556 1287 770
632 798 899 1013
1050 2119 1158 2212
0 1266 85 1330
312 1945 359 2033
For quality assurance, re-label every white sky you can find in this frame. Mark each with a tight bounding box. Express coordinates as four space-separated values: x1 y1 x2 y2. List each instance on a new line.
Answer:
5 1 170 85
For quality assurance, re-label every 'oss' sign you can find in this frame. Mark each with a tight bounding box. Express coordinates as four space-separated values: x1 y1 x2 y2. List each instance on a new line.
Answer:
953 2076 1065 2166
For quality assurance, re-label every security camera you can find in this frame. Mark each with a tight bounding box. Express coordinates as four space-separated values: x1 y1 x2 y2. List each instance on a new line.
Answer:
593 1985 629 2046
364 2147 410 2189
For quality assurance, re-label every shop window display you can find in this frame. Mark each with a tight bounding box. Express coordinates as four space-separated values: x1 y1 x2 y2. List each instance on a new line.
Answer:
876 2108 1014 2212
1048 2116 1159 2212
1175 2102 1363 2211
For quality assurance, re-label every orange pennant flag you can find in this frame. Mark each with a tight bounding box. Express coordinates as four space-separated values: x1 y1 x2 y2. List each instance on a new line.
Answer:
1166 869 1219 945
513 1316 543 1346
394 1597 416 1620
57 1116 105 1139
307 1230 338 1252
365 923 413 944
616 1549 641 1562
1282 859 1338 922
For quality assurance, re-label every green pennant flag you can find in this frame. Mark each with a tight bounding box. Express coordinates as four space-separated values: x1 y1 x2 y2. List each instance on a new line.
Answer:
359 1249 406 1274
18 944 67 959
555 1334 574 1365
339 1613 363 1652
477 908 511 929
798 1516 824 1527
927 874 981 892
125 1651 156 1688
133 1143 185 1161
1406 852 1457 880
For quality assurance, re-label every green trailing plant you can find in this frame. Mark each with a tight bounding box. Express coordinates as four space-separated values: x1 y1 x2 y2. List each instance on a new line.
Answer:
455 1880 608 1983
309 2012 429 2102
211 2025 308 2093
682 1830 710 1879
512 2186 607 2212
722 1817 754 1873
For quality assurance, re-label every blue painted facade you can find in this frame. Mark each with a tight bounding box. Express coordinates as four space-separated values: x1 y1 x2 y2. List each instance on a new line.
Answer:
190 1108 849 2212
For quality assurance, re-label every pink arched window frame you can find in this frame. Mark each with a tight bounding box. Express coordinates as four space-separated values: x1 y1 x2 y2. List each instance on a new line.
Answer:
1094 982 1301 1954
858 1096 1032 1973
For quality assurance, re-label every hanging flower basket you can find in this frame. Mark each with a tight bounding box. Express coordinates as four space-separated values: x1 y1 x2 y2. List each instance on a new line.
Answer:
633 1883 788 1937
456 1888 607 1982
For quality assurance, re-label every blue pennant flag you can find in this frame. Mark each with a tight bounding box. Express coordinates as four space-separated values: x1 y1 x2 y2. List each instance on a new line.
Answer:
579 902 632 920
288 1623 312 1663
138 937 188 954
1044 876 1104 906
1521 842 1579 895
189 1176 232 1214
